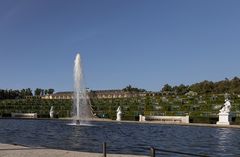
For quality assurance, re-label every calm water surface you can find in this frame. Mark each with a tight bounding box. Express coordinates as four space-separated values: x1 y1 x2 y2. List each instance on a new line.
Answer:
0 119 240 156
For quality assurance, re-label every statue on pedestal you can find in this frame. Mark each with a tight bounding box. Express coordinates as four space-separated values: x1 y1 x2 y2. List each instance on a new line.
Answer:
116 106 122 121
217 99 231 125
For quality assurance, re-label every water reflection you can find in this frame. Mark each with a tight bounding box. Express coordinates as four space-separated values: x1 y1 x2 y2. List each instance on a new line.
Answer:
215 128 234 152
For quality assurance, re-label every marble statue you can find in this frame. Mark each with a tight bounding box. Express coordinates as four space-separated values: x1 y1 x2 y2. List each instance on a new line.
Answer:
217 99 231 125
50 106 54 118
116 106 122 121
219 99 231 114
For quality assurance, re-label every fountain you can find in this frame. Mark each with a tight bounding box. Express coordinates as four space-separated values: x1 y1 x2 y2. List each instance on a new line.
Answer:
72 53 93 125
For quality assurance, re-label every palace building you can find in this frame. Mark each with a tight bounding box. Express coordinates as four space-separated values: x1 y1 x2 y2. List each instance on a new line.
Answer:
41 90 148 100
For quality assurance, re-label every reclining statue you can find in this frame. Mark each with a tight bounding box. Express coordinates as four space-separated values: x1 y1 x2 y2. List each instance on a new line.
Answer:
219 99 231 114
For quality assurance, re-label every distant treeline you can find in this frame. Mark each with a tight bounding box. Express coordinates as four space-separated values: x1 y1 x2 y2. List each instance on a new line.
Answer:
0 88 54 100
1 76 240 100
161 76 240 95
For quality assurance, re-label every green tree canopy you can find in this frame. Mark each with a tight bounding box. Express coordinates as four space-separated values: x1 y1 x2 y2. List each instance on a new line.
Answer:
123 85 146 92
161 84 173 93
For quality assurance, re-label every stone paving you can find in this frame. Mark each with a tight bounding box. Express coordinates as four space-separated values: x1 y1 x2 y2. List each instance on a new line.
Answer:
0 143 147 157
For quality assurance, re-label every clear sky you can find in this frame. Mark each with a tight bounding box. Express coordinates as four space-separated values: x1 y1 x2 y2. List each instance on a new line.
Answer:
0 0 240 92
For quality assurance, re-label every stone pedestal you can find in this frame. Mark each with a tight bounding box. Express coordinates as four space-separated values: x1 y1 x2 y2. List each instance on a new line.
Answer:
139 115 145 122
216 113 231 125
116 113 122 121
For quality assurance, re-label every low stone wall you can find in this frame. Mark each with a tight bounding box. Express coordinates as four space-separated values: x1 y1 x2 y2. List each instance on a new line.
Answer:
11 113 37 118
139 115 189 123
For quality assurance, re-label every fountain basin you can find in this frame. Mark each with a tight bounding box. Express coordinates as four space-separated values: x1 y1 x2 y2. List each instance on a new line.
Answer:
1 119 240 156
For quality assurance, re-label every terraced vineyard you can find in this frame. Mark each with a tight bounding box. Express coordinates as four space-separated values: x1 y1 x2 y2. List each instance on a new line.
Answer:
1 94 240 124
0 99 72 118
91 94 240 123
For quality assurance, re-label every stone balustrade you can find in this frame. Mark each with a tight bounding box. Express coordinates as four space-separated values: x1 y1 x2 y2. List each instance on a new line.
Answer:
139 115 189 123
11 113 37 118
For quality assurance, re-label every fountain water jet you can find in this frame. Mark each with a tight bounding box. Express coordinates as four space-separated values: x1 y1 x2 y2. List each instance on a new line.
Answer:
72 53 93 125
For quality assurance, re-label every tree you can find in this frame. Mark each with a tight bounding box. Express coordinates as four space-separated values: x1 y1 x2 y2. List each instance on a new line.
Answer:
34 88 42 96
0 90 4 99
44 89 48 95
48 89 54 94
161 84 173 92
202 80 214 94
122 85 146 92
173 84 189 95
26 88 33 96
230 77 240 94
20 89 26 98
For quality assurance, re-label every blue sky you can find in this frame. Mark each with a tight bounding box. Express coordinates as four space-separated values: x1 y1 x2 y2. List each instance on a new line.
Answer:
0 0 240 92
